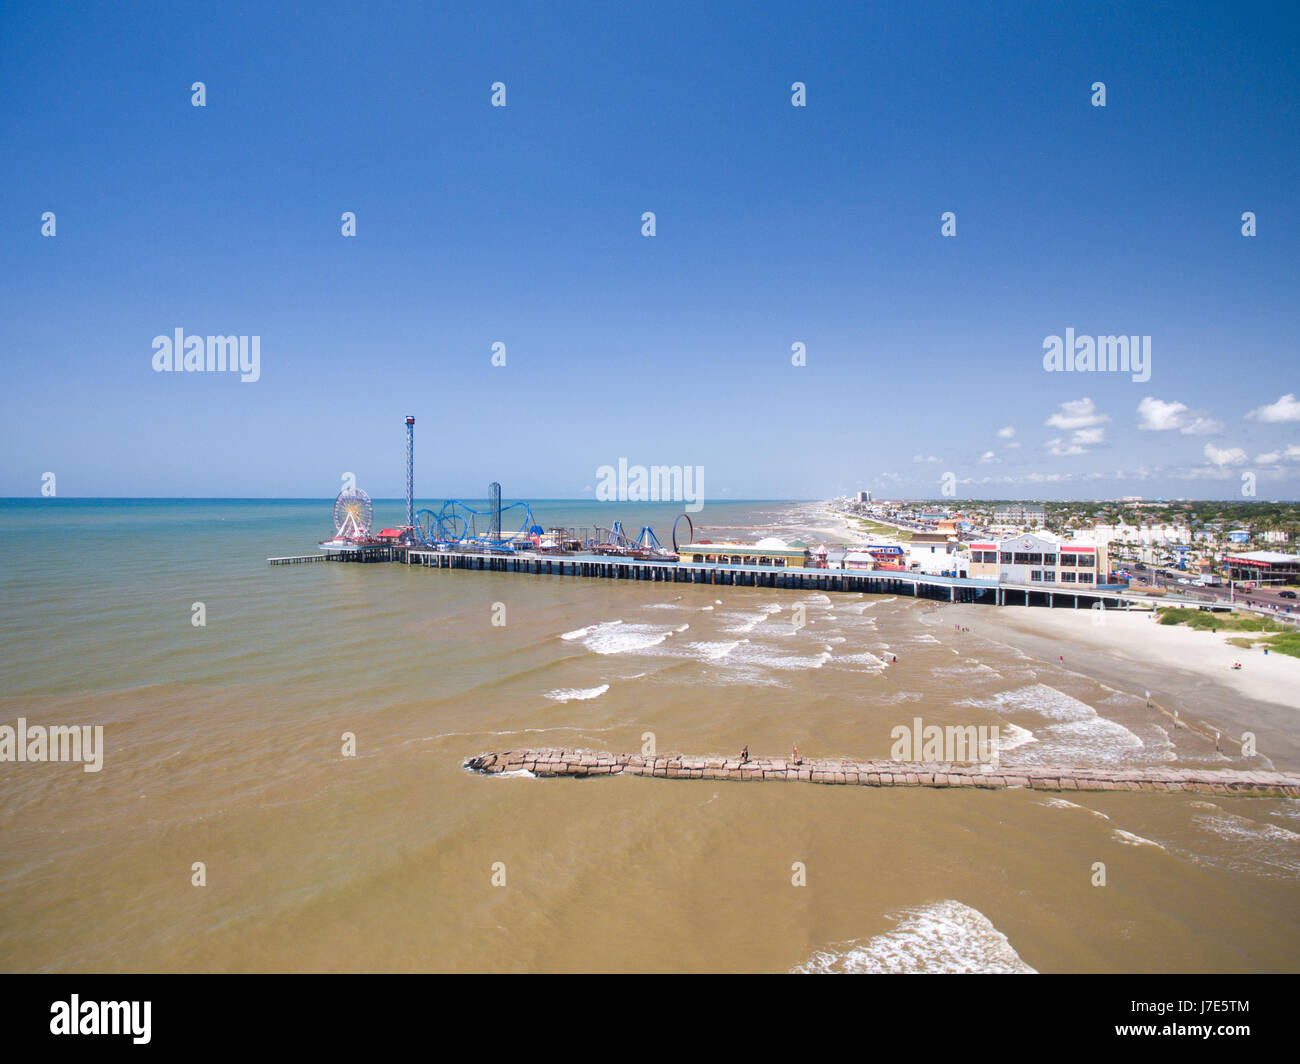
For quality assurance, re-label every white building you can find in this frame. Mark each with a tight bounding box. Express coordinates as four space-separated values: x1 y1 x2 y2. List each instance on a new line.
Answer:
1083 524 1119 551
967 531 1111 586
993 504 1046 527
905 530 966 575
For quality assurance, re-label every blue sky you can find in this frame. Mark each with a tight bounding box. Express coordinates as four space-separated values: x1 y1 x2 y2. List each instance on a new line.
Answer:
2 1 1297 501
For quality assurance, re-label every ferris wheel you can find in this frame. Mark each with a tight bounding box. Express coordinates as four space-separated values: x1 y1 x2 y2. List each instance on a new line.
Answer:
332 487 374 542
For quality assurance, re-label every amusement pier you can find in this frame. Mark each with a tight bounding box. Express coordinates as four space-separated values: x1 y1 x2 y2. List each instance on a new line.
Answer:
267 416 1229 612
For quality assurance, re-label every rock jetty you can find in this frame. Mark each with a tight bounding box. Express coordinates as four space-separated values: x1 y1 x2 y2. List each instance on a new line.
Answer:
464 749 1300 797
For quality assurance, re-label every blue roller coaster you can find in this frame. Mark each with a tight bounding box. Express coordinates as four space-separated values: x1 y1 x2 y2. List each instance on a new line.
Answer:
415 498 537 551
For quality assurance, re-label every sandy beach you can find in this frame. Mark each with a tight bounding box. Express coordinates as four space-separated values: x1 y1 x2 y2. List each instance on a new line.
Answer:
990 607 1300 707
792 506 1300 764
949 602 1300 771
797 506 888 544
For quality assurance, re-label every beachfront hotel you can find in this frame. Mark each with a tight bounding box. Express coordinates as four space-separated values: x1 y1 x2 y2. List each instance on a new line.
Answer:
992 503 1047 528
966 531 1112 587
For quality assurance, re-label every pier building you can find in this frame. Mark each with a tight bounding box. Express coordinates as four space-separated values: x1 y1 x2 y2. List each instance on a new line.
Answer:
677 542 811 568
966 531 1112 587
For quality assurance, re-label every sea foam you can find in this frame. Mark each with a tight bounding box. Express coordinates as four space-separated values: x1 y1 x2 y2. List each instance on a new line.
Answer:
545 684 611 703
793 900 1035 974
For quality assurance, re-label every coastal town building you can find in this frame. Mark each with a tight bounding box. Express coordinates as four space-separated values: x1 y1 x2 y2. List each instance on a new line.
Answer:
906 528 960 572
992 503 1046 527
966 531 1111 587
1096 521 1191 547
844 544 907 570
1084 524 1120 551
1222 551 1300 584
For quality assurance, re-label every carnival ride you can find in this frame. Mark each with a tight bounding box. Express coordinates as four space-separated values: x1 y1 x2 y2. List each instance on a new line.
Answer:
409 506 696 558
671 513 693 552
415 498 538 551
588 520 690 559
322 418 699 560
322 487 375 545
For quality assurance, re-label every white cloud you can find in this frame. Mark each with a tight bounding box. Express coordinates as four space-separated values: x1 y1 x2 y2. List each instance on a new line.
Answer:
1182 465 1238 480
1203 443 1248 467
1136 397 1223 435
912 454 942 464
978 450 997 463
1043 399 1108 454
996 426 1016 439
1004 440 1021 449
1180 416 1224 435
1046 397 1109 431
1258 444 1300 464
1246 393 1300 423
1046 437 1086 456
1136 397 1187 432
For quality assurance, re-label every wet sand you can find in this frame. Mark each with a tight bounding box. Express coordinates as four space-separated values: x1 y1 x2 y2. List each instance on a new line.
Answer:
948 603 1300 772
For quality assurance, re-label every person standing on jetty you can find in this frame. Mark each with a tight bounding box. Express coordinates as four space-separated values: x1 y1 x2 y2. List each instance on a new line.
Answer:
792 742 801 765
740 745 749 763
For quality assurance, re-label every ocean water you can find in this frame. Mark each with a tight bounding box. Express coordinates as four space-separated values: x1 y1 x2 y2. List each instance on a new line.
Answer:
1 498 1298 972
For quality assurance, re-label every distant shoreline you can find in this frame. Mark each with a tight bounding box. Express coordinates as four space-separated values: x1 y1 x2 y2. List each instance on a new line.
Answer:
0 497 821 503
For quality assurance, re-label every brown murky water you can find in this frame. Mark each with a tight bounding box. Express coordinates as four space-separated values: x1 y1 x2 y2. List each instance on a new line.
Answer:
2 502 1298 972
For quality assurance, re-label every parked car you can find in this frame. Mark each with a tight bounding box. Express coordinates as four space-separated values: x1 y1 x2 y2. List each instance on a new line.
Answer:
1281 590 1298 599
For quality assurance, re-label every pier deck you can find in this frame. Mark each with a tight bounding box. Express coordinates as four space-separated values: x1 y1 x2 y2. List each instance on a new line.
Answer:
402 548 1181 609
466 748 1300 797
267 544 1262 613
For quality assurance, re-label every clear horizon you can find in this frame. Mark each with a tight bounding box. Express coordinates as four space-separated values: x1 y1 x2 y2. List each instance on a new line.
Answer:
6 495 1298 506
